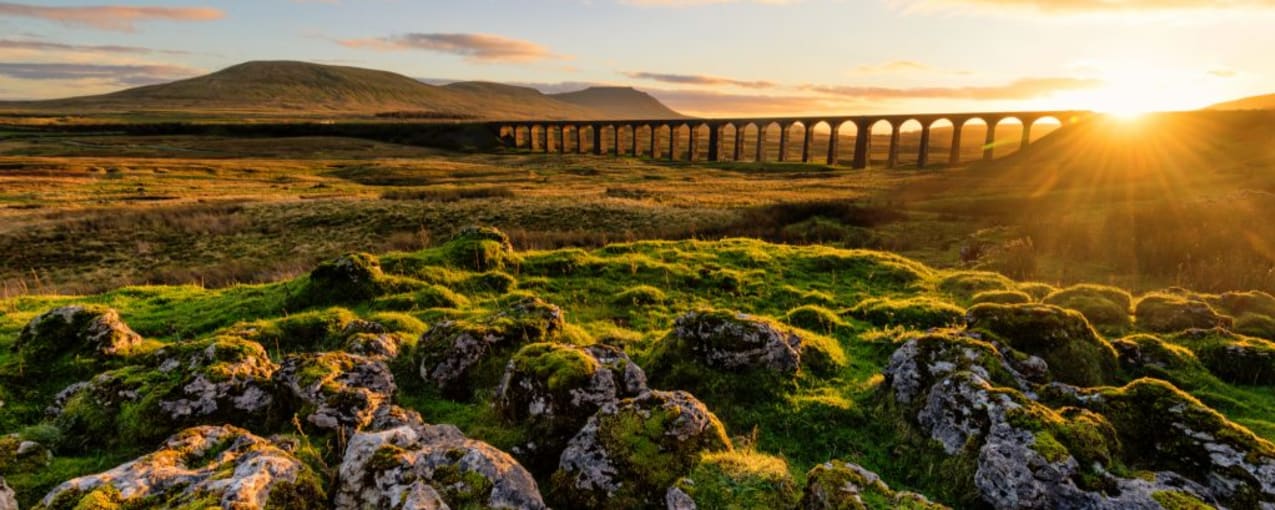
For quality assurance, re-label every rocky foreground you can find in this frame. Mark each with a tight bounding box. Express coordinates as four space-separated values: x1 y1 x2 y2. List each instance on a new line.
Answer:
2 227 1275 509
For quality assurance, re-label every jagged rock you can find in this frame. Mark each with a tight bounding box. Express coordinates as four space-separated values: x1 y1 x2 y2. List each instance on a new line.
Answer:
800 461 946 509
274 352 396 432
0 476 15 510
495 343 648 470
335 412 546 510
52 336 276 446
13 305 141 366
1136 294 1233 333
966 303 1119 387
419 296 564 397
1082 378 1275 508
38 425 322 509
552 390 732 509
665 310 803 373
884 334 1219 509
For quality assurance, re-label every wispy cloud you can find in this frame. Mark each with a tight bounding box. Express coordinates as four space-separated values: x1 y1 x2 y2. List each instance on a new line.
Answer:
0 2 223 32
853 60 930 74
800 76 1103 100
623 71 776 89
338 33 564 62
0 38 190 55
621 0 799 6
897 0 1275 13
0 62 200 87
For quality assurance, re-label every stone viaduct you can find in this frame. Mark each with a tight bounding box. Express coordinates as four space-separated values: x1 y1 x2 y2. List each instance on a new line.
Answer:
492 111 1091 168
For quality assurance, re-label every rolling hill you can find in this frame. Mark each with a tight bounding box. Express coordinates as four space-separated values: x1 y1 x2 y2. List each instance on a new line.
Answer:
0 61 685 120
1207 93 1275 111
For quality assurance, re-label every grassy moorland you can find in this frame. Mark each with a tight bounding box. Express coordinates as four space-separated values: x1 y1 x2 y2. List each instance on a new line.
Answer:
3 232 1275 508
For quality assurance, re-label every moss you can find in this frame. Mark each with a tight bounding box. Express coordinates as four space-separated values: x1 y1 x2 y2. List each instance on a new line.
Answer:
373 284 469 311
1044 284 1134 334
458 271 517 294
970 290 1033 305
1151 490 1215 510
301 252 425 305
936 271 1015 303
1135 293 1233 333
229 307 357 354
1216 291 1275 318
1031 430 1070 463
966 303 1119 387
521 248 597 276
366 312 428 338
612 285 667 306
849 297 965 330
442 225 518 272
784 305 846 335
1235 313 1275 340
509 342 599 393
678 450 799 510
800 460 947 510
1017 282 1058 301
1111 334 1202 383
1169 329 1275 386
12 305 139 370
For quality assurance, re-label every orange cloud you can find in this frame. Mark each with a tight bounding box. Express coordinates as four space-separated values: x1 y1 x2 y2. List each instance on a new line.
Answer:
801 77 1103 100
623 71 776 89
0 2 223 32
338 33 563 63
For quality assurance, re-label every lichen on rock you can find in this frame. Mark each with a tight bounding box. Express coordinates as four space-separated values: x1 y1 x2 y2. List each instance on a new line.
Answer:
13 305 142 368
38 425 324 509
800 460 947 510
551 390 732 509
274 351 397 433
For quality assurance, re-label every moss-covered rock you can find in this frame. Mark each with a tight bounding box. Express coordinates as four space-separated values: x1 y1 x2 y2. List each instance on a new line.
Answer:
1168 329 1275 386
1135 293 1233 333
673 450 799 510
37 425 324 509
552 390 732 509
336 413 546 510
784 305 846 335
51 336 277 449
12 305 142 369
971 290 1033 305
849 297 965 330
443 225 518 272
1235 313 1275 340
495 343 648 472
1111 334 1202 379
1083 378 1275 508
937 271 1015 303
966 303 1119 387
273 352 396 433
418 296 565 398
1017 282 1058 301
227 306 357 354
1216 291 1275 319
373 283 469 311
612 285 667 306
1043 284 1134 334
800 460 947 510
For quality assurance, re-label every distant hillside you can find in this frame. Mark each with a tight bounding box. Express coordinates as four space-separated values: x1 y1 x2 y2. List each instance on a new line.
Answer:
0 61 683 120
550 87 685 119
1208 93 1275 111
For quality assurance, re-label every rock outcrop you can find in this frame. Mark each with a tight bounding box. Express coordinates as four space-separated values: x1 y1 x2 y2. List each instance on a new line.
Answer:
418 296 564 397
38 425 322 509
13 305 141 366
1136 293 1233 333
966 303 1119 387
495 342 647 469
0 476 15 510
552 390 732 509
800 461 946 510
274 352 396 432
335 411 546 510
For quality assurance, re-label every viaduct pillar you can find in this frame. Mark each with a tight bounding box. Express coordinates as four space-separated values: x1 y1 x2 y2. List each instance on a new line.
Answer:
918 125 932 169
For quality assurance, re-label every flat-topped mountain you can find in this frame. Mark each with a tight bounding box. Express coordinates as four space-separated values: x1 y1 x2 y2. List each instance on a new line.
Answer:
0 61 685 120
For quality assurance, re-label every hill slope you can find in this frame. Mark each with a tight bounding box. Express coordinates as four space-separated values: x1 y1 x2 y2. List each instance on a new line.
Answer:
550 86 685 119
1208 93 1275 111
0 61 682 120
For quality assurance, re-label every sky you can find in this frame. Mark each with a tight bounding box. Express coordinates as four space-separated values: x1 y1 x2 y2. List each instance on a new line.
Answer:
1 0 1273 116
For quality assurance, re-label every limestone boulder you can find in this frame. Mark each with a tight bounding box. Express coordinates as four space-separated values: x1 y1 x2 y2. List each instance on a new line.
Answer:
13 305 141 366
419 296 564 397
274 352 397 433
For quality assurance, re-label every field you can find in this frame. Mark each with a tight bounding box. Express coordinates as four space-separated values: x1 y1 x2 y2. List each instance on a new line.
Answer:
4 111 1275 509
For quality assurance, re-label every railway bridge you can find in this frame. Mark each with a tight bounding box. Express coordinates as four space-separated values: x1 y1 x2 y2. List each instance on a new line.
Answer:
493 110 1092 168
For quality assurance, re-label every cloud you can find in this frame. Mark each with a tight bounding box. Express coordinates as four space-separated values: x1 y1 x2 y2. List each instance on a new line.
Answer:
621 0 798 6
801 76 1103 100
896 0 1275 13
853 60 931 74
1209 69 1238 78
0 62 200 87
623 71 775 89
338 33 563 62
0 38 189 55
0 2 223 32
